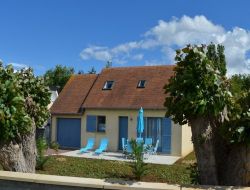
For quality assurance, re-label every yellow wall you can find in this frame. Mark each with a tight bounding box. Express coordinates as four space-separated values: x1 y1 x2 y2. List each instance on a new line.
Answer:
181 124 193 157
51 109 193 156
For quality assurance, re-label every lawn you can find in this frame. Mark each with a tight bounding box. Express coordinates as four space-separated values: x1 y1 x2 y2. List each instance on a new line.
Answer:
36 152 197 185
0 152 197 184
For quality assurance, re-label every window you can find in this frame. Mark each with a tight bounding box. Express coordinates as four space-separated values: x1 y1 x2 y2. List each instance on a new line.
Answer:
103 81 114 90
86 115 106 132
97 116 106 132
137 80 146 88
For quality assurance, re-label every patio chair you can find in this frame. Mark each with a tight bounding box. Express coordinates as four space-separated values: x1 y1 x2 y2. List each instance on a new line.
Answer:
122 138 127 153
124 141 133 159
94 138 109 155
144 138 153 146
136 137 144 145
143 138 153 152
79 138 95 153
149 139 159 155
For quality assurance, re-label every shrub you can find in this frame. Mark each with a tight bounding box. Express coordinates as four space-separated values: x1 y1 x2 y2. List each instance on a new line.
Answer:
50 141 59 154
36 137 49 170
129 139 148 180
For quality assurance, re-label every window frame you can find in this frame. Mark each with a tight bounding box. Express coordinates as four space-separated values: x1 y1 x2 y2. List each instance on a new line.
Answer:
137 80 146 88
86 115 106 133
97 115 106 132
103 81 114 90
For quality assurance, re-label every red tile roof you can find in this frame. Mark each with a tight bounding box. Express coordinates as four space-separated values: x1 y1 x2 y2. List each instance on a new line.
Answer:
82 65 175 110
51 65 175 114
50 74 97 114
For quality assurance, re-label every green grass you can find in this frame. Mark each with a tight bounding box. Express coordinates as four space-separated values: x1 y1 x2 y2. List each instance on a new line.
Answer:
0 152 197 184
37 152 197 185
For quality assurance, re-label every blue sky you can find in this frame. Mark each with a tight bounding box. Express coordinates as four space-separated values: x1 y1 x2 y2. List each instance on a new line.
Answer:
0 0 250 75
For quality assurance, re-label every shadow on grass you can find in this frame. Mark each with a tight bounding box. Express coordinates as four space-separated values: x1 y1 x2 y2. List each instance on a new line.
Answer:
104 178 137 186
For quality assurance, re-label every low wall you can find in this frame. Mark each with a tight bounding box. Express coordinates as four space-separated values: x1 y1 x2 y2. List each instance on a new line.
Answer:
0 171 248 190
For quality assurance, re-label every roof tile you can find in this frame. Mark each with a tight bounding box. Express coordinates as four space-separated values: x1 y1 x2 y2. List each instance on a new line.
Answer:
50 74 97 114
82 65 175 110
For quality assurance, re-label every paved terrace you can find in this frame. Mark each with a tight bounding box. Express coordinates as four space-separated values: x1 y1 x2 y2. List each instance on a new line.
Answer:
59 150 180 165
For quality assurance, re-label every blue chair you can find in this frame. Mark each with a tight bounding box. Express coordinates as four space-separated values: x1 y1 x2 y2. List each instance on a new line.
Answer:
95 138 109 155
144 138 153 146
136 138 144 145
122 138 127 153
126 141 133 154
124 141 133 159
149 139 159 155
79 138 95 153
144 138 153 153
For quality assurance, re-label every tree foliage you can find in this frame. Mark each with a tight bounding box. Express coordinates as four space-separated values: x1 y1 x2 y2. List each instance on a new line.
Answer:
224 74 250 144
44 65 74 92
105 61 112 68
0 63 50 141
88 66 97 74
164 44 231 125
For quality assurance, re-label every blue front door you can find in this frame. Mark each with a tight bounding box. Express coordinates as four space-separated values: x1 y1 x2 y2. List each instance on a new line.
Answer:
162 118 171 154
118 116 128 150
57 118 81 149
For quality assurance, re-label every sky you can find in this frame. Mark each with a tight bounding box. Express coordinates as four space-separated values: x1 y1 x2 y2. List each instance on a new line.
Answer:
0 0 250 76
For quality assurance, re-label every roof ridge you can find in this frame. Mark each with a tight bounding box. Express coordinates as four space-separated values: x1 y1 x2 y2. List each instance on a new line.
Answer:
71 73 97 77
102 64 175 71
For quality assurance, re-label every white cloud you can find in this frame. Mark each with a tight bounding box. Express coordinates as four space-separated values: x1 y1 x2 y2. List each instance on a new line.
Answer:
80 46 111 61
146 16 225 46
132 54 144 61
80 15 250 75
145 60 166 66
8 62 28 69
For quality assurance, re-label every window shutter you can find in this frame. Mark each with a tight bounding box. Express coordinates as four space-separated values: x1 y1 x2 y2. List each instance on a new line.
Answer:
86 115 96 132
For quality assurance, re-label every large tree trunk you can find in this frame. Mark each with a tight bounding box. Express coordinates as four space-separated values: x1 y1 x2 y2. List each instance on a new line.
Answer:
218 144 250 186
0 121 37 173
190 117 219 185
190 117 250 186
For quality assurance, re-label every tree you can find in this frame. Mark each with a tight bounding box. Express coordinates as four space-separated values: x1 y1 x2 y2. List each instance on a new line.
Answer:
78 70 84 74
164 44 231 185
105 60 112 68
230 74 250 95
88 66 96 74
0 63 50 173
218 74 250 185
225 75 250 143
44 65 74 92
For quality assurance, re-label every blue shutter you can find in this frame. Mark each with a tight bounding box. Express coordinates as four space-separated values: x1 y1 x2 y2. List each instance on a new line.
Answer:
86 115 96 132
162 118 171 154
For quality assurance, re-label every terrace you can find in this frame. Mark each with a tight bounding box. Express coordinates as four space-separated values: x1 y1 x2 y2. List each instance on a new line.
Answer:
58 150 180 165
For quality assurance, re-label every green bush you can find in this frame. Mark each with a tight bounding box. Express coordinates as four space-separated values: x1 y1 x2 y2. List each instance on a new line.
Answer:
129 139 148 180
36 137 49 170
50 141 59 154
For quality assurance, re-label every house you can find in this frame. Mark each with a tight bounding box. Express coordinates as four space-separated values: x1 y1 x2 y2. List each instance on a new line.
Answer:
48 88 59 109
50 65 193 157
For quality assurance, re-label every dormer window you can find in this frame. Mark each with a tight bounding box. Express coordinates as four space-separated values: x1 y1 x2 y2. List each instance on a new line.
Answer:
103 81 114 90
137 80 146 88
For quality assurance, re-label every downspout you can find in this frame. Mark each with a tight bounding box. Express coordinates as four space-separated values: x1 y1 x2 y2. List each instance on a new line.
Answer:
78 74 99 114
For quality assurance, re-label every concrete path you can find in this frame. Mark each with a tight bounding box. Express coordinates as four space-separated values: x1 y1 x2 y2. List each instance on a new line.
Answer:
59 150 180 165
